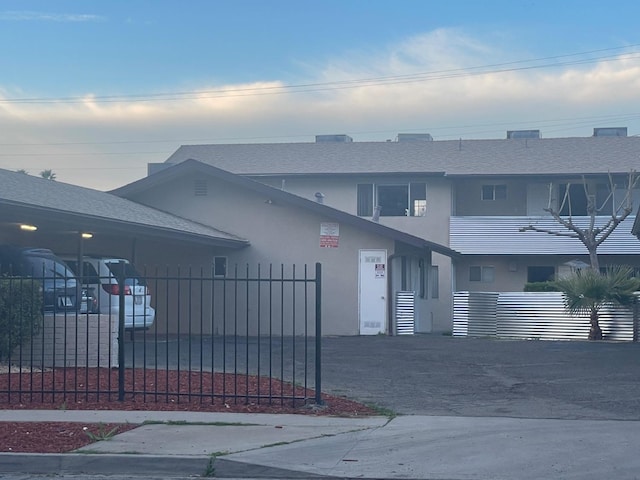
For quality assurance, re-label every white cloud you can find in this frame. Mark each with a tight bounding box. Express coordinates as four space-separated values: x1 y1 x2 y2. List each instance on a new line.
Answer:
0 11 104 22
2 28 640 190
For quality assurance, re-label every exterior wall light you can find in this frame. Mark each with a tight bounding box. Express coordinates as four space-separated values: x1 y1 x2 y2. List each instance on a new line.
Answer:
20 224 37 231
81 232 93 239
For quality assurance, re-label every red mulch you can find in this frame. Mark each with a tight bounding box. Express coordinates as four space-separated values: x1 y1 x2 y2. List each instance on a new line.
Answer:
0 367 377 453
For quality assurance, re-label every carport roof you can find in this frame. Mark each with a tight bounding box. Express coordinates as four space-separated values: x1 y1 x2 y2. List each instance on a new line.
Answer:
112 159 459 258
0 168 248 248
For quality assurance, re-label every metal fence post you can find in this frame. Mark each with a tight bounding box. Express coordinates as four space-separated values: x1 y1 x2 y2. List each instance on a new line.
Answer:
314 262 322 405
117 260 126 401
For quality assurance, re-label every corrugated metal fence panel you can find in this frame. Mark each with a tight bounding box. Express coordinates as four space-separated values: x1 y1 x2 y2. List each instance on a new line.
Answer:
453 291 499 337
598 303 635 342
497 292 588 340
395 291 415 335
453 291 637 341
452 292 469 337
450 216 640 255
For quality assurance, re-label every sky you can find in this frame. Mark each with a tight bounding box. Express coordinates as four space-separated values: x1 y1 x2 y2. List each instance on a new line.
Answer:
2 0 640 191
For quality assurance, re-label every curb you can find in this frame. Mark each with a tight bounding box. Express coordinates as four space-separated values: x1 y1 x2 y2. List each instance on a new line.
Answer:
0 453 212 476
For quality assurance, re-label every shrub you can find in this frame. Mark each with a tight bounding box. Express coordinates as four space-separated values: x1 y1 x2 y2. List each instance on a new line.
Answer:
0 277 43 361
524 281 560 292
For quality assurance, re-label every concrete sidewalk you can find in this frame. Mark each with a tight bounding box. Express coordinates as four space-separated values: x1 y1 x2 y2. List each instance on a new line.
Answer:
1 410 639 479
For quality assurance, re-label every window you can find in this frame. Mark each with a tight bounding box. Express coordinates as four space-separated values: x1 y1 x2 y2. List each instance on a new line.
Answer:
559 183 588 216
481 184 507 200
469 266 495 283
527 266 555 283
357 184 374 216
213 256 227 277
357 182 426 217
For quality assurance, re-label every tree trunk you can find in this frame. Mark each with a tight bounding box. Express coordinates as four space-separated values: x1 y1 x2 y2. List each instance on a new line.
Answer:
589 309 603 340
588 247 600 271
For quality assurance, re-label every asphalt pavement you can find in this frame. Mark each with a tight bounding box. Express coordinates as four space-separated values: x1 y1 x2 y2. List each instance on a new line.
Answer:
2 334 640 479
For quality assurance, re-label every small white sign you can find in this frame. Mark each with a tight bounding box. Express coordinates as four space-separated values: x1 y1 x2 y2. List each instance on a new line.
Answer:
320 222 340 248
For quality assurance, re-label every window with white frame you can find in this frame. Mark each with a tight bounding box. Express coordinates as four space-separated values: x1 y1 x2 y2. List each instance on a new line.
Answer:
357 182 426 217
469 265 495 283
481 184 507 201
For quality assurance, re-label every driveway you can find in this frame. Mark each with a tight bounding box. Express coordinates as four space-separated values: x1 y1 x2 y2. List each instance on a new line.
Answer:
318 335 640 420
126 334 640 420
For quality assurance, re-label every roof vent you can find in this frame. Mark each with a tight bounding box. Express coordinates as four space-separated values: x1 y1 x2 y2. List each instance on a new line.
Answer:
397 133 433 142
507 130 540 139
315 134 353 143
593 127 627 137
314 192 325 204
194 179 208 196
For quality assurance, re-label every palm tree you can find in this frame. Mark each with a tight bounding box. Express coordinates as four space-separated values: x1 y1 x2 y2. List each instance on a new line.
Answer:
39 169 56 180
554 266 639 340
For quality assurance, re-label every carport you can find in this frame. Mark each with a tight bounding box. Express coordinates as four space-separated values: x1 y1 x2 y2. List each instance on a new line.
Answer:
0 168 249 265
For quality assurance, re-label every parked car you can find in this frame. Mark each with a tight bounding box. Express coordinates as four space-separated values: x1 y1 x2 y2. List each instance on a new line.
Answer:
0 246 79 313
61 255 155 330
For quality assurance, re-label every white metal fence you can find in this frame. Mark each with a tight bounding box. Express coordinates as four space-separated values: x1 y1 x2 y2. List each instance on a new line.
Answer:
453 291 637 341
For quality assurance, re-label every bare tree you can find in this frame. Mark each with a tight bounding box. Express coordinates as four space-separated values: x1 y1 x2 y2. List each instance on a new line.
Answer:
520 171 638 270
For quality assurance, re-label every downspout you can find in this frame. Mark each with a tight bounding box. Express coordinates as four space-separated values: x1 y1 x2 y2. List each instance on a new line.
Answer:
387 254 398 336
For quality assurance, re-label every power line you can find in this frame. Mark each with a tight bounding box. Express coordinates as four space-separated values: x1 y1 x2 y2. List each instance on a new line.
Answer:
1 45 639 105
2 112 640 148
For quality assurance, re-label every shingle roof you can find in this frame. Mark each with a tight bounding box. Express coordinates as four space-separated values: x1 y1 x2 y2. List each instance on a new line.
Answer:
165 136 640 176
0 168 247 247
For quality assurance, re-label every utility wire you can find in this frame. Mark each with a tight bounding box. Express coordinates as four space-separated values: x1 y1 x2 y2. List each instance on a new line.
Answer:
1 45 639 105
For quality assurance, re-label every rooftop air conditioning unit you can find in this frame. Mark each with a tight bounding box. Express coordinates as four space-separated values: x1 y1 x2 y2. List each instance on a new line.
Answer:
397 133 433 142
507 130 540 139
315 134 353 143
593 127 627 137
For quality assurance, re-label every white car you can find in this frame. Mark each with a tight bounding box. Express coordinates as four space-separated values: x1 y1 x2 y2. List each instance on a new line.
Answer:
62 255 155 330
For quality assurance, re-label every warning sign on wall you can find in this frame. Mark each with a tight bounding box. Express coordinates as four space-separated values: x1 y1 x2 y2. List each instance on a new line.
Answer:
320 222 339 248
375 263 385 278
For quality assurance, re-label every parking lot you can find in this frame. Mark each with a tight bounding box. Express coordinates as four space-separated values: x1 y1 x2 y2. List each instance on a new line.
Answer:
126 333 640 420
318 334 640 420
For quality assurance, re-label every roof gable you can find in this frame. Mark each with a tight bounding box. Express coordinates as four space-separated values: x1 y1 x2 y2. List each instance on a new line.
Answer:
112 159 458 257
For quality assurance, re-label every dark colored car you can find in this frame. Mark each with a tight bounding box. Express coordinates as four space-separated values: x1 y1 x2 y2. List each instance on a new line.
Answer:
0 246 79 313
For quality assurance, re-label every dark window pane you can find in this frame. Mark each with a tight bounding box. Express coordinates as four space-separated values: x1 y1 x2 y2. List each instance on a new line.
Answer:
469 266 481 282
559 183 588 216
527 266 555 282
357 184 374 216
378 185 409 216
214 256 227 277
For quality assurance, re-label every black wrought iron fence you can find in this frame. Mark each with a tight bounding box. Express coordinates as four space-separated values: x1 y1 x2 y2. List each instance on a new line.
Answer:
0 262 322 409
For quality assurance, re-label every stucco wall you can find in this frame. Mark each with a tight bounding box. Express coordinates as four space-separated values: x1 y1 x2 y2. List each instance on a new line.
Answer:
124 173 399 336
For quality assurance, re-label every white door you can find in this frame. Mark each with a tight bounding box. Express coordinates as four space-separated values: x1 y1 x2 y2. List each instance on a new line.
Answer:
358 249 387 335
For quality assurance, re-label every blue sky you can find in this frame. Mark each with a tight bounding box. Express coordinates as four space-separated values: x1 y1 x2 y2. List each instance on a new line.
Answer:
1 0 640 189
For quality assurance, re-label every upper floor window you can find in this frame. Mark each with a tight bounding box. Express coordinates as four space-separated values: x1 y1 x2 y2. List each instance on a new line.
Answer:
481 184 507 201
357 182 426 217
